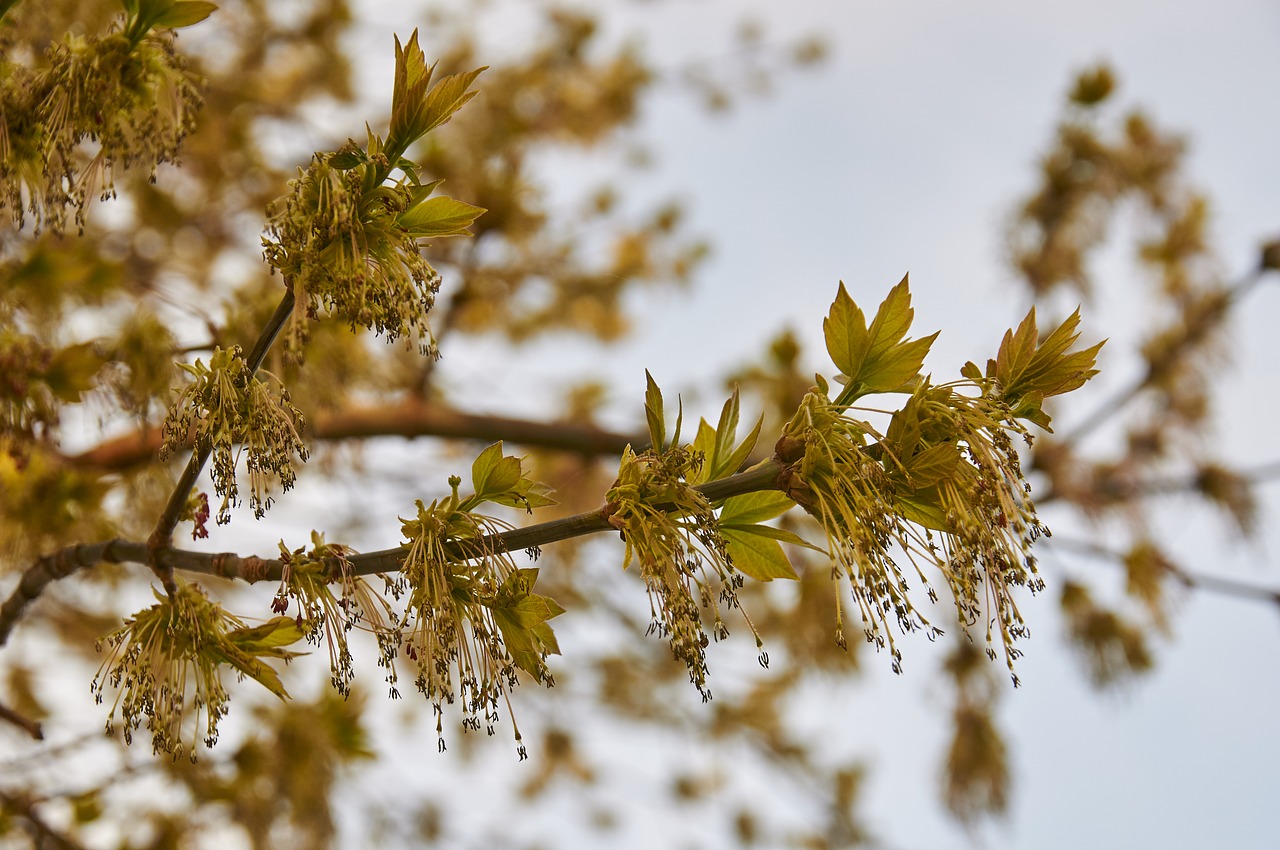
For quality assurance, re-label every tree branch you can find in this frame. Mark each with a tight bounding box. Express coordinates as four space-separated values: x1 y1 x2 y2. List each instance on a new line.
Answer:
65 398 642 472
1045 535 1280 607
0 460 788 647
0 789 92 850
0 700 43 740
1059 267 1262 447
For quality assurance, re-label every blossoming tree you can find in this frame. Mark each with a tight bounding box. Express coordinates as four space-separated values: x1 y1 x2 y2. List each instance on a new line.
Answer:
0 1 1273 847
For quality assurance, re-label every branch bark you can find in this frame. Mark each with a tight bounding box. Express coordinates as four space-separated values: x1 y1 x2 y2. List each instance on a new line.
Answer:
0 460 788 647
65 398 642 472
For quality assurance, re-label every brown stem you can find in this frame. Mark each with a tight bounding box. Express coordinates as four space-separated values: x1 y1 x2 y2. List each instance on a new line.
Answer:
0 701 42 740
65 399 641 472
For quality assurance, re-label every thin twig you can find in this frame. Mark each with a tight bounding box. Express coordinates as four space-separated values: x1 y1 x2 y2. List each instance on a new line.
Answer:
1059 268 1262 447
1045 535 1280 607
0 700 42 740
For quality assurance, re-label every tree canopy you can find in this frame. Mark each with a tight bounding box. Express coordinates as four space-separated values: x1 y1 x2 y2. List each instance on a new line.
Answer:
1 2 1276 848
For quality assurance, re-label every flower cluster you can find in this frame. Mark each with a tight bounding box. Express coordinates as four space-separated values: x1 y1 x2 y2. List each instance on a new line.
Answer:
262 151 441 360
778 379 1057 677
776 387 928 669
273 531 394 696
92 580 302 761
261 32 484 361
160 345 308 523
605 444 747 699
393 447 559 755
0 10 206 233
775 280 1101 678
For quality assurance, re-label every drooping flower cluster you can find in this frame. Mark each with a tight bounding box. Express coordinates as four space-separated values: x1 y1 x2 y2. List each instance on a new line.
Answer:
261 31 484 361
0 7 207 232
394 445 560 755
93 580 302 761
160 345 308 523
776 387 929 669
605 444 747 699
262 150 441 359
775 279 1101 678
778 380 1051 676
273 531 395 696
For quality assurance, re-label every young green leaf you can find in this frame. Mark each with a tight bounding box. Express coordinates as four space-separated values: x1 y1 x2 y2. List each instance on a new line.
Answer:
719 490 796 525
824 276 938 404
471 442 522 501
901 443 962 490
718 491 814 582
644 370 666 450
690 419 717 485
152 0 217 29
489 568 564 680
995 307 1104 429
721 528 799 581
225 617 306 653
896 488 951 532
398 196 485 237
418 67 487 135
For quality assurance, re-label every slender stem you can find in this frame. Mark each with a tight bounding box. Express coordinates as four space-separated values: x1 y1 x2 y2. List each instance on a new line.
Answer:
1045 535 1280 606
147 290 296 591
0 701 42 740
1059 269 1260 447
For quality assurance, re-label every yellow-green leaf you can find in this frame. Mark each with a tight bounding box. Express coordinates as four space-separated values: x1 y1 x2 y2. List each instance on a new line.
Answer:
644 370 666 450
898 488 951 532
722 527 800 581
720 491 796 525
152 0 216 28
226 616 305 651
904 443 961 489
398 196 485 237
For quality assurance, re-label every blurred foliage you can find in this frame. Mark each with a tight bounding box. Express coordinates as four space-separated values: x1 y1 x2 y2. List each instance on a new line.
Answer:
0 1 1274 849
